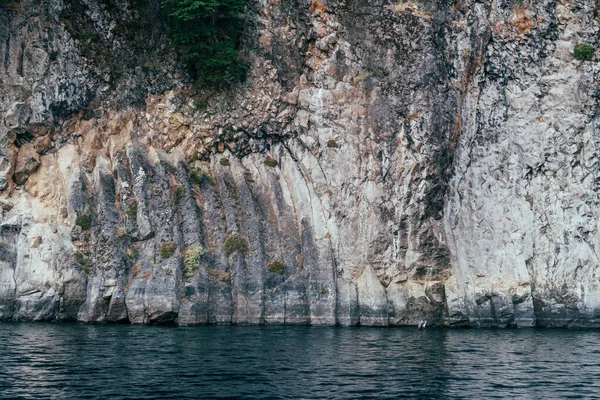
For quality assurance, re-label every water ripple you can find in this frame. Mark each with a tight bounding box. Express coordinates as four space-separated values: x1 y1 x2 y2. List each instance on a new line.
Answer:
0 324 599 399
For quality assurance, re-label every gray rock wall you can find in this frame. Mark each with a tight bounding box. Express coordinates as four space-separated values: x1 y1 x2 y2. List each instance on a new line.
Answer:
0 0 598 327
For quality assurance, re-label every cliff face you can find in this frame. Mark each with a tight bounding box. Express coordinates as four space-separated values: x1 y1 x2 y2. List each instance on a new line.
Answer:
0 0 598 327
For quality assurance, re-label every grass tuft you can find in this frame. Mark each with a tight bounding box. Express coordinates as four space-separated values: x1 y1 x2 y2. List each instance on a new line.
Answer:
574 43 594 61
160 242 177 259
190 167 216 186
327 139 339 148
116 226 128 239
173 185 185 206
267 260 285 275
183 246 205 278
224 234 247 256
126 202 138 220
75 214 91 230
264 156 278 167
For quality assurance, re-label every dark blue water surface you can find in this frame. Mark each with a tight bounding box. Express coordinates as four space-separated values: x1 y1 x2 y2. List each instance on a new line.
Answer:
0 324 598 399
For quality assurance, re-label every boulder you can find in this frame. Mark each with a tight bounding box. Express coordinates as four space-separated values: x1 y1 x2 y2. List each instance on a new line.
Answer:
13 143 40 185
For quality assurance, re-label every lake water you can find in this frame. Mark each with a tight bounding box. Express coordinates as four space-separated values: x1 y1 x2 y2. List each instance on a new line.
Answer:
0 324 598 399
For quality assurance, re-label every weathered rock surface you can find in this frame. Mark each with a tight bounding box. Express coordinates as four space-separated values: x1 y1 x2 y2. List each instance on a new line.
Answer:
13 143 40 186
0 0 598 327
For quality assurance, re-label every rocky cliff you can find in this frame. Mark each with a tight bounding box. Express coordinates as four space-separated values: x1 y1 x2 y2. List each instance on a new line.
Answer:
0 0 598 327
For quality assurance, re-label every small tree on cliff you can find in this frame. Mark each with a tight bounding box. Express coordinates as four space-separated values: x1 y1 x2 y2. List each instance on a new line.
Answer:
162 0 248 87
1 0 20 12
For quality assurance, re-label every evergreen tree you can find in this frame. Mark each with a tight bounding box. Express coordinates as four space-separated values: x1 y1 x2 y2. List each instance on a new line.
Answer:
162 0 248 87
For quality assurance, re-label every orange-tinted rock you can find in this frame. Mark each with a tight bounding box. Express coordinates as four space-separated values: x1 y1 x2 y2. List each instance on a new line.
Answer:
13 143 40 185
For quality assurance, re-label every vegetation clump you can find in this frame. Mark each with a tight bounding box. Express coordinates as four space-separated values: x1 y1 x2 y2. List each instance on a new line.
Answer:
74 251 86 265
75 214 91 230
1 0 20 12
209 268 230 283
190 167 216 186
264 156 278 167
267 260 285 276
327 139 339 148
74 251 90 274
126 202 138 220
116 226 128 239
173 185 185 206
183 246 205 277
219 158 230 166
161 0 248 87
125 247 139 259
194 98 209 109
574 43 594 61
111 69 123 82
141 62 153 74
160 242 177 259
224 234 247 256
244 171 255 183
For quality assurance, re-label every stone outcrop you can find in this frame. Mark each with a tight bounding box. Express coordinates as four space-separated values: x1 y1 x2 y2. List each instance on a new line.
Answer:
0 0 598 327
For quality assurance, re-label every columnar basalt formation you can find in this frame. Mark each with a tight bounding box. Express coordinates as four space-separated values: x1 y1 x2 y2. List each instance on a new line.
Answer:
0 0 599 327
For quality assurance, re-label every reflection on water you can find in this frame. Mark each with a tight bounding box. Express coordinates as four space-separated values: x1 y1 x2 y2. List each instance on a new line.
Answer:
0 323 597 399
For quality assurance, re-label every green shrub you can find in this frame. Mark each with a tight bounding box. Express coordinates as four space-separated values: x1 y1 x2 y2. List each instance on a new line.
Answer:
574 44 594 61
74 251 91 274
74 251 86 265
190 167 215 186
189 167 202 184
224 234 247 256
1 0 20 12
161 0 249 87
141 62 153 73
75 214 91 230
160 242 177 259
126 202 138 219
110 69 123 82
267 260 285 275
264 156 278 167
173 186 185 206
326 139 339 148
116 226 128 239
184 246 205 277
125 247 139 259
84 30 96 42
194 98 209 109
